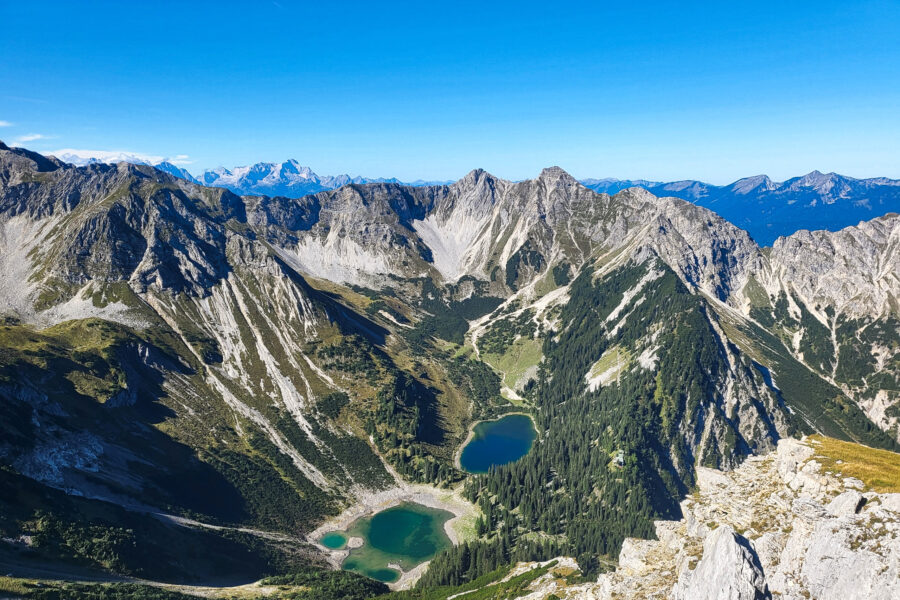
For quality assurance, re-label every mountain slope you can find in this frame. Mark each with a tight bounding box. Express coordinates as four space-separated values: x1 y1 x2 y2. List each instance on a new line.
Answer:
0 142 476 585
739 214 900 440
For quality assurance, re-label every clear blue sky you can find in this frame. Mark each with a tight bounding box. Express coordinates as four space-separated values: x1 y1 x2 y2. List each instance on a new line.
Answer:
1 1 898 183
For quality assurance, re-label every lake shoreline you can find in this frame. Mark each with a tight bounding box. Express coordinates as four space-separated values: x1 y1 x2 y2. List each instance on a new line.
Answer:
309 480 479 589
455 411 536 472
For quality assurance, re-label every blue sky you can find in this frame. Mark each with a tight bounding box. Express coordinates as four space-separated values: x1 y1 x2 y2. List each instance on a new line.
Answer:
1 1 898 183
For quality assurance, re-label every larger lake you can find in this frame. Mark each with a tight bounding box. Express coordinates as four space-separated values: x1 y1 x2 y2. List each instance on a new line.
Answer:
459 413 537 473
324 502 453 583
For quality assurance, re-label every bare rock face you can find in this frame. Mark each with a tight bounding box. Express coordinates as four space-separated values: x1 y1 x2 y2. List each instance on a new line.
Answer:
645 195 762 302
672 526 769 600
480 438 900 600
735 213 900 441
761 214 900 319
826 490 865 516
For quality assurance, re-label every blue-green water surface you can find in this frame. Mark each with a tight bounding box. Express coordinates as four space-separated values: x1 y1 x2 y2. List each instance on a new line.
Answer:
319 532 347 549
459 413 536 473
334 502 453 583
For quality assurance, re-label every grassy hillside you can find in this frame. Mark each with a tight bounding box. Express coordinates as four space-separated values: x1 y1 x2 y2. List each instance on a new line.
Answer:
810 435 900 492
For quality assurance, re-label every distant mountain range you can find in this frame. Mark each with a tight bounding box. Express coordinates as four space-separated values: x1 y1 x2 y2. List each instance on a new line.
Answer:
51 152 452 198
195 160 450 198
49 150 900 246
583 172 900 245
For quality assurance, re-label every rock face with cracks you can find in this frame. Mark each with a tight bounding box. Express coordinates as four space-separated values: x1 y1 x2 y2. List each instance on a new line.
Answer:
671 526 769 600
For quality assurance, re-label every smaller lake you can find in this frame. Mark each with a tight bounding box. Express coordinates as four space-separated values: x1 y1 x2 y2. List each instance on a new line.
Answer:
459 413 537 473
324 502 453 583
320 532 347 549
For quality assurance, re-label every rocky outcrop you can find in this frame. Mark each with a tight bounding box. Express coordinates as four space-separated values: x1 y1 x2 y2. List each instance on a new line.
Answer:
671 526 769 600
486 438 900 600
760 213 900 320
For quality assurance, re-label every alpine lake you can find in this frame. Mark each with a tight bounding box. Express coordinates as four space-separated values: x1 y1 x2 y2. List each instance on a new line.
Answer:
322 502 454 583
459 413 537 474
321 413 536 583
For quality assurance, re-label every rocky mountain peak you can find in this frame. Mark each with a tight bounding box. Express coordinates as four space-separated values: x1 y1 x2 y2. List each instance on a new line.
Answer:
537 165 578 186
612 185 663 208
802 169 828 180
0 142 65 176
791 170 839 193
151 161 199 183
459 167 488 182
730 174 777 194
449 168 501 196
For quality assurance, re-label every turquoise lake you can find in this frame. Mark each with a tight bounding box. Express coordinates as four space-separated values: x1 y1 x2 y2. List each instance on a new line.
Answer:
459 413 537 473
320 532 347 549
325 502 453 583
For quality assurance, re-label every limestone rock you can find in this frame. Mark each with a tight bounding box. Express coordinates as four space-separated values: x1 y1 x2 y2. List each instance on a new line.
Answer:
826 490 865 516
672 526 769 600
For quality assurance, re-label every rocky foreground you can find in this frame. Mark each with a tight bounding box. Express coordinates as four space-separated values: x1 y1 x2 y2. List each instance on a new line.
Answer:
480 437 900 600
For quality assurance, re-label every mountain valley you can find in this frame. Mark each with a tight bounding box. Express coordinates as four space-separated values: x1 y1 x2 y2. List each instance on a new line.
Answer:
0 140 898 599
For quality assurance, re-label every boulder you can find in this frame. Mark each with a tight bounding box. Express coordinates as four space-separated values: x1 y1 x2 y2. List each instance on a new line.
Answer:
673 526 770 600
826 490 865 516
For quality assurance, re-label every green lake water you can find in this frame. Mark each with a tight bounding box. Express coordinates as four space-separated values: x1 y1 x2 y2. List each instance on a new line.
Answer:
325 502 453 583
459 413 537 473
320 532 347 549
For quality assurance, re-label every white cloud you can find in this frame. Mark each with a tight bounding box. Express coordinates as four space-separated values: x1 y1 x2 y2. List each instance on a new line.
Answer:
49 148 191 167
17 133 47 143
0 120 12 127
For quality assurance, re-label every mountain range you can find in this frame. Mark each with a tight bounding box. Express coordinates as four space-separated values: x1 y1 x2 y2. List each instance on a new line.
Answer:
52 151 900 246
53 151 451 199
1 139 898 598
584 172 900 245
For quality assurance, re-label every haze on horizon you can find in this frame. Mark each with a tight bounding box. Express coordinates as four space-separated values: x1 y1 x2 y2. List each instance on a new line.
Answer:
1 0 898 184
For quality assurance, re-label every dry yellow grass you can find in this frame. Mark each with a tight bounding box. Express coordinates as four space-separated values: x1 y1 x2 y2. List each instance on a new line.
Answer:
809 435 900 493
